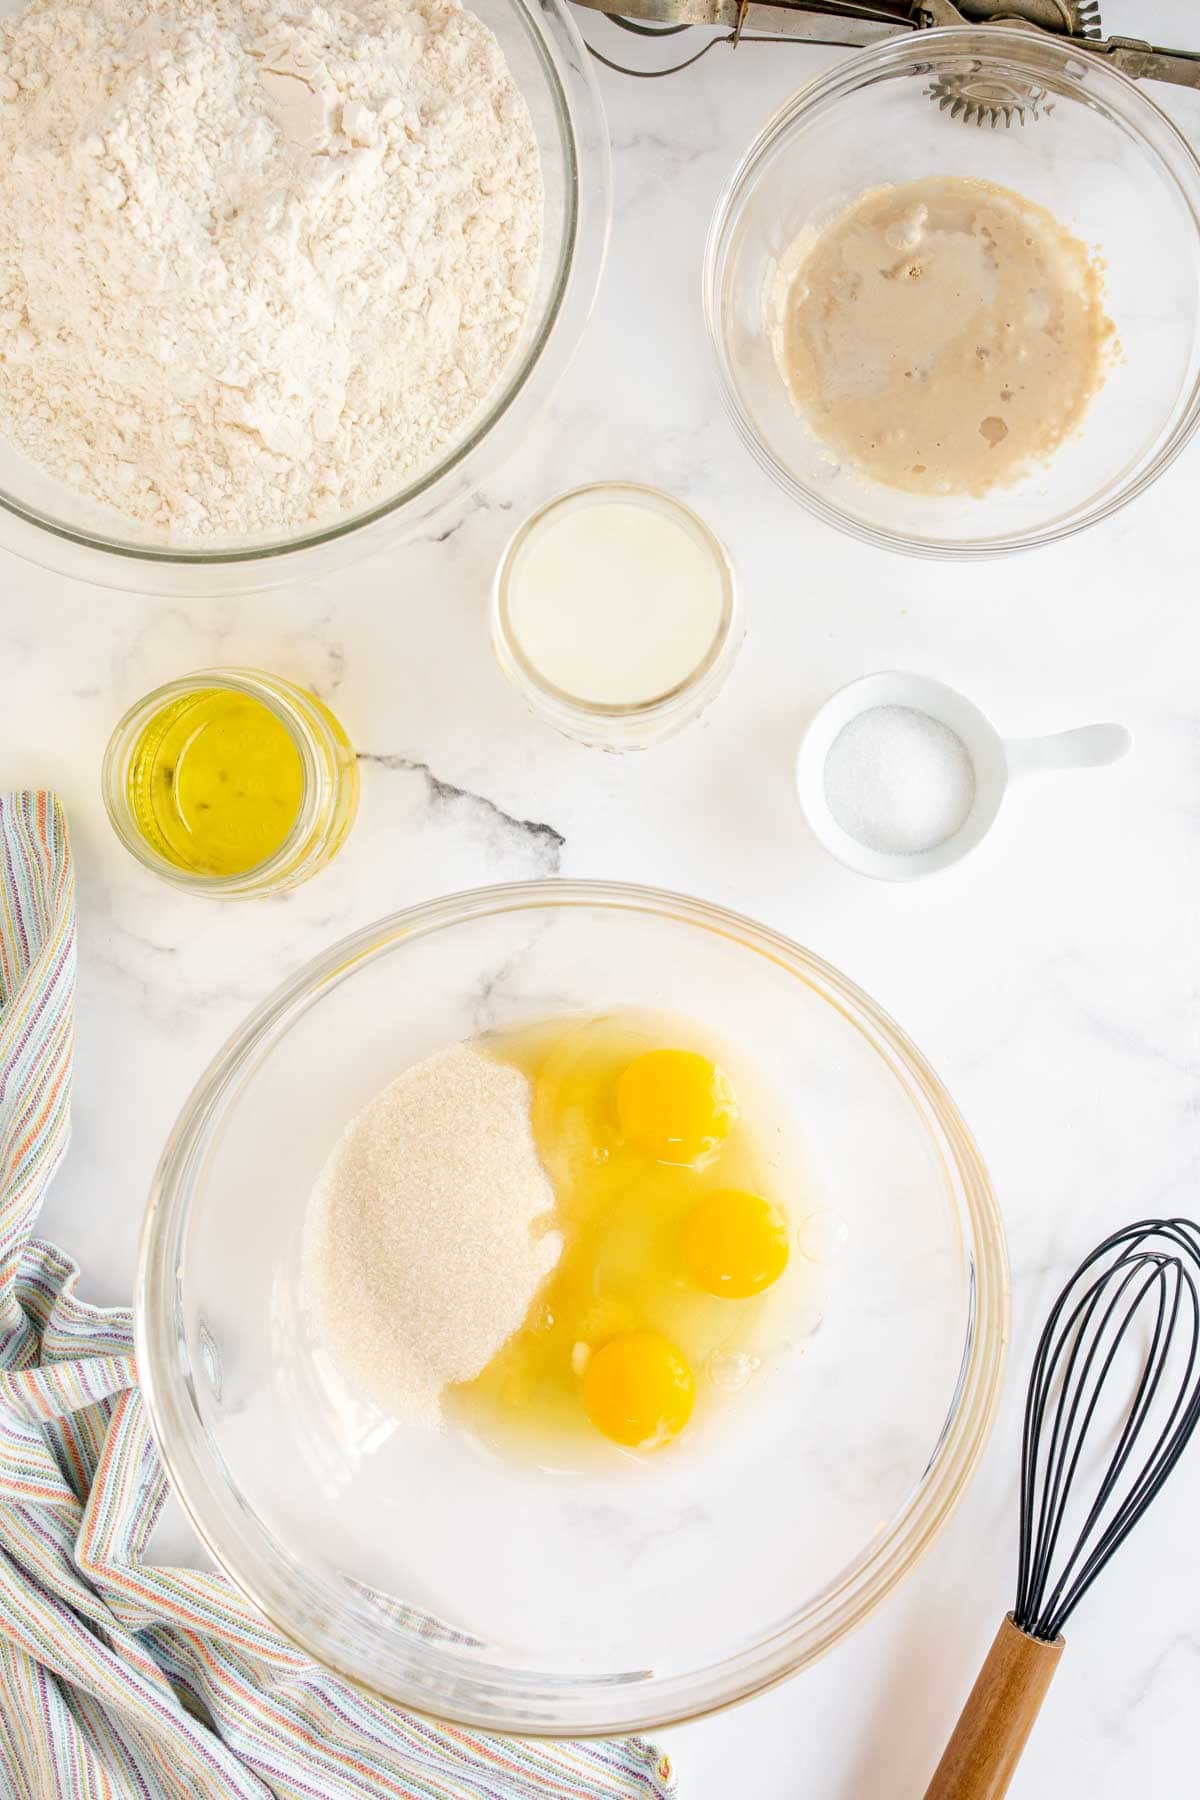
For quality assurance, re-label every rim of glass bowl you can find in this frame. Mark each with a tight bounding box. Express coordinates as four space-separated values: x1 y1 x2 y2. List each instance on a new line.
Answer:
703 26 1200 561
135 879 1009 1736
0 0 610 587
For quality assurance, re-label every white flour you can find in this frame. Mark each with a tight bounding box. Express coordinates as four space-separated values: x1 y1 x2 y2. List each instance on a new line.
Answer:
0 0 542 540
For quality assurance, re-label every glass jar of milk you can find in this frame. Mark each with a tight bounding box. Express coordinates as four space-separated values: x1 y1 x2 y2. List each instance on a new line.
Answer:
491 483 742 751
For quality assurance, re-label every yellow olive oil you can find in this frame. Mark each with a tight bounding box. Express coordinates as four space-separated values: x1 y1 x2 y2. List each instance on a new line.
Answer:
127 688 304 878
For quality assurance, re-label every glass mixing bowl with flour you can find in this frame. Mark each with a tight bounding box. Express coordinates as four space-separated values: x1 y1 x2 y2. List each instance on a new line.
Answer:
705 27 1200 558
136 882 1007 1734
0 0 608 590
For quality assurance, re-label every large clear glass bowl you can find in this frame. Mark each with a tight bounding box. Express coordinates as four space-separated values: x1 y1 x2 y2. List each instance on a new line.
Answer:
705 27 1200 559
136 881 1008 1734
0 0 609 594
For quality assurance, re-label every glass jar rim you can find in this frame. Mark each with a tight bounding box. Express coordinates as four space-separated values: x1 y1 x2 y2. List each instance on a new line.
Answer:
100 668 334 896
493 482 740 720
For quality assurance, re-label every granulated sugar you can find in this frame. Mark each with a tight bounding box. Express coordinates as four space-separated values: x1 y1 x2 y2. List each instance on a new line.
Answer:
824 703 976 856
305 1043 560 1425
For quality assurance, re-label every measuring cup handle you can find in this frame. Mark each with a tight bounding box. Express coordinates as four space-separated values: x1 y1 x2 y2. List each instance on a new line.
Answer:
1004 724 1132 780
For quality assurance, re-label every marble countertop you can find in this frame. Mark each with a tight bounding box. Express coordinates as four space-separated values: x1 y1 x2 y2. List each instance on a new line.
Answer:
4 0 1200 1792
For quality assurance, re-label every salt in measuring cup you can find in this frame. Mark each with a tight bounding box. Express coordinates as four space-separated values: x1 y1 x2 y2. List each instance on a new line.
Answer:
796 671 1132 882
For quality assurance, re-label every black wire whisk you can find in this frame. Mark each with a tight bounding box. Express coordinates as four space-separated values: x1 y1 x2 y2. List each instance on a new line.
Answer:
1015 1218 1200 1641
926 1218 1200 1800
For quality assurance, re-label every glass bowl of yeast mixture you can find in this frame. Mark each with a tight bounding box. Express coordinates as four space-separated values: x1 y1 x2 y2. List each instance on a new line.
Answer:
705 26 1200 557
0 0 608 593
137 881 1007 1734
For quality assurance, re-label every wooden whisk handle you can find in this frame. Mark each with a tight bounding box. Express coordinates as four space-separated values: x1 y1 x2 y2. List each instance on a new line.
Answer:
923 1615 1065 1800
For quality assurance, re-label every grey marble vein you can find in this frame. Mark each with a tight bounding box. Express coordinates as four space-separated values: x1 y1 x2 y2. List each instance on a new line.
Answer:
356 752 565 873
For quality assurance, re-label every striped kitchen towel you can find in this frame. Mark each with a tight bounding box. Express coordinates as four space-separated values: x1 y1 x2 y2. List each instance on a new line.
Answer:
0 792 676 1800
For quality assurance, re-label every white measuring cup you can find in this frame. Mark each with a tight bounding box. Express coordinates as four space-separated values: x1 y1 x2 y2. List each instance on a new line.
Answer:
796 671 1132 882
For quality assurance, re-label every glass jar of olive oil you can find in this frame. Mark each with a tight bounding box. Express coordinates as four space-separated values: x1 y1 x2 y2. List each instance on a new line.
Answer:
102 670 358 897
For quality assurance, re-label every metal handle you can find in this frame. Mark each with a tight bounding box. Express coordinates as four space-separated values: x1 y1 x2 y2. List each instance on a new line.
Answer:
1099 37 1200 90
924 1616 1065 1800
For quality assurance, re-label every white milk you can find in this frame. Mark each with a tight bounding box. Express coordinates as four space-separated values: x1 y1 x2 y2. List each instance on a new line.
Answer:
504 486 728 707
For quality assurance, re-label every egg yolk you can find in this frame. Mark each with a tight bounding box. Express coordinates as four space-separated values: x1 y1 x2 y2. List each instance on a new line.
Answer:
582 1331 695 1449
615 1049 736 1165
452 1013 804 1465
683 1188 791 1299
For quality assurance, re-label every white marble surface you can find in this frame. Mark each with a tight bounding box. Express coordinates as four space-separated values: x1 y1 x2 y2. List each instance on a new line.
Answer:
4 1 1200 1793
